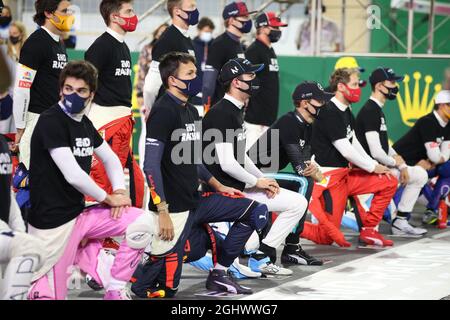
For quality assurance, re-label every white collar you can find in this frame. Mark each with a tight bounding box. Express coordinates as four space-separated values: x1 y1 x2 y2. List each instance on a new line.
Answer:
173 24 190 38
331 97 349 112
106 27 125 43
433 111 448 128
370 96 384 108
224 94 245 110
42 26 60 42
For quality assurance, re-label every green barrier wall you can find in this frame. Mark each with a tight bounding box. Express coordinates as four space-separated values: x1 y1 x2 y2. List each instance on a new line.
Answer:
67 50 450 160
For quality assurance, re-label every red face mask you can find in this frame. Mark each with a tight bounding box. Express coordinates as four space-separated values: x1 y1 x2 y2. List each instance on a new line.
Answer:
114 14 139 32
343 84 361 104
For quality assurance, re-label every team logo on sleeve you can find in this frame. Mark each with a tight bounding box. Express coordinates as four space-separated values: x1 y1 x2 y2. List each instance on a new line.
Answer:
346 126 353 140
380 117 387 131
269 58 279 72
73 138 94 157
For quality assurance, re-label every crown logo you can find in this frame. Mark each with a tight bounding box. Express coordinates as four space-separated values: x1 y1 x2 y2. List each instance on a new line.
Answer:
397 72 442 127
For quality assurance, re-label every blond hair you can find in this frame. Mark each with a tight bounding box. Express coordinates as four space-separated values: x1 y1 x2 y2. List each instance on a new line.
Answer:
7 21 27 62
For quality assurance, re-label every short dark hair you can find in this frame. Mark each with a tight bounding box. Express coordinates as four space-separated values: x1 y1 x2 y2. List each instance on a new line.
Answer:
100 0 132 26
198 17 215 30
435 103 441 111
59 60 98 92
329 68 359 92
167 0 182 18
34 0 67 26
159 52 196 89
222 80 232 93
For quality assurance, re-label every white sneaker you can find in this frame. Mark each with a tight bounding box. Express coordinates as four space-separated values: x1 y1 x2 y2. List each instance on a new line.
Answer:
392 218 427 236
230 258 262 278
257 261 293 276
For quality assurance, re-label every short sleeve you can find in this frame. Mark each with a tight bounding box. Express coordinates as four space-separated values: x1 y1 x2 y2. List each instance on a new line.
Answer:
36 116 69 150
278 117 301 146
245 46 260 66
19 37 44 70
147 105 176 143
360 107 381 133
206 40 225 70
204 110 239 145
85 39 108 72
418 118 440 144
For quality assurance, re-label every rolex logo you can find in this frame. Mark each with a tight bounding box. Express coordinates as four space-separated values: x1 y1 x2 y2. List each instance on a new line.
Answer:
397 72 442 127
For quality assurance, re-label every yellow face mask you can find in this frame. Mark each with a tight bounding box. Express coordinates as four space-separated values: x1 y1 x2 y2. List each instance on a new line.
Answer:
49 13 75 32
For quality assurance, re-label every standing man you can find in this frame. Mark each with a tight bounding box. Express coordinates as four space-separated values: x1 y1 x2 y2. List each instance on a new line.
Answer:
85 0 144 207
356 67 428 236
244 12 288 149
202 1 256 109
13 0 72 169
192 17 215 85
248 81 331 265
131 52 268 297
202 58 308 275
27 61 153 300
143 0 199 117
302 68 398 247
393 90 450 224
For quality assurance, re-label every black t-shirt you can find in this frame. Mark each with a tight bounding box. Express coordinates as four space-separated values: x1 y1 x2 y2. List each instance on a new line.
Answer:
356 99 389 156
393 112 450 166
19 28 67 114
245 40 280 127
312 100 355 168
206 32 245 105
0 134 12 224
202 98 247 191
248 111 311 172
85 32 132 107
28 105 103 229
147 93 201 213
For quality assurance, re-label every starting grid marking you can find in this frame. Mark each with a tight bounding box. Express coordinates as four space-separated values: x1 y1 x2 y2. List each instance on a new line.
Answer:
242 231 450 300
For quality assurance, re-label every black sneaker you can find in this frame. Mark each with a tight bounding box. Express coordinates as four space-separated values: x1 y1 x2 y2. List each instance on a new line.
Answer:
281 246 323 266
206 269 253 295
86 274 104 291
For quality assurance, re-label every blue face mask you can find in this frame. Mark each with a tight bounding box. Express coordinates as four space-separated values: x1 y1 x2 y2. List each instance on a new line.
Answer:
175 75 202 97
180 8 199 26
236 19 252 34
62 92 89 114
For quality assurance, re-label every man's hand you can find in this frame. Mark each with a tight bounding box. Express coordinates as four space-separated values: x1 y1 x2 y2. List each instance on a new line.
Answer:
12 128 25 153
417 159 433 171
393 154 405 167
158 212 175 241
104 193 131 220
373 164 392 176
216 184 245 197
400 167 410 186
303 161 324 182
256 178 280 198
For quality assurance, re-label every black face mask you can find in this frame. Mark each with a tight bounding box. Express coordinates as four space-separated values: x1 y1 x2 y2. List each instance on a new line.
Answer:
268 29 282 43
9 35 20 45
237 77 260 96
0 16 12 27
307 101 324 118
382 85 399 100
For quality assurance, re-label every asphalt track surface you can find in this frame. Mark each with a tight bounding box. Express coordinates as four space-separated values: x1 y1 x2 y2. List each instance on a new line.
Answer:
68 208 450 300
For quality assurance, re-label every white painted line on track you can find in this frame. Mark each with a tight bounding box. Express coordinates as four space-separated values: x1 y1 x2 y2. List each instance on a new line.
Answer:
242 235 450 300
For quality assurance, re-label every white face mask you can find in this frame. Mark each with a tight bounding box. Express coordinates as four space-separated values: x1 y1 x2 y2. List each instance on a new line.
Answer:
199 31 213 43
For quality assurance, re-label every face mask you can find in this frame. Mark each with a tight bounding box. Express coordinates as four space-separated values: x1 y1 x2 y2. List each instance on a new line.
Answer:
63 92 89 114
381 85 399 101
114 14 139 32
343 84 361 104
9 35 21 45
179 8 199 26
268 29 282 43
0 16 12 27
49 13 75 32
237 77 260 96
306 101 325 118
174 75 202 97
199 31 212 43
234 19 252 34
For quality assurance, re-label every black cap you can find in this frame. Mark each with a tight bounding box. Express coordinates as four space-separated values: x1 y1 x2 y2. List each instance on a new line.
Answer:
219 58 264 83
292 81 334 102
369 67 404 86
